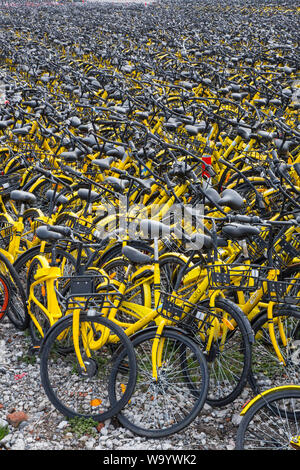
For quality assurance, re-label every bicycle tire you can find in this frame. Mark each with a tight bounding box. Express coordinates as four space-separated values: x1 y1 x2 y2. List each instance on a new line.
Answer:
249 307 300 394
195 298 253 407
40 313 137 421
108 326 209 438
0 273 11 322
0 251 29 330
235 387 300 450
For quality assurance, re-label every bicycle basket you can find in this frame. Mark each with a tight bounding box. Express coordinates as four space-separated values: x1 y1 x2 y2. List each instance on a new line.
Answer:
156 291 223 342
273 232 300 269
0 177 20 196
247 226 270 261
60 273 122 313
156 291 196 322
263 277 300 305
206 263 264 291
0 223 13 248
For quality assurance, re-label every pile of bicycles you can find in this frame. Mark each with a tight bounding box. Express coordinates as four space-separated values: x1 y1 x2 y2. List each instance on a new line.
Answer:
0 0 299 447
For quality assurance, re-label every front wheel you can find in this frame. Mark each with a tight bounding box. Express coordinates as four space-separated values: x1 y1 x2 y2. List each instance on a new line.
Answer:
193 298 253 407
109 326 209 438
40 313 137 421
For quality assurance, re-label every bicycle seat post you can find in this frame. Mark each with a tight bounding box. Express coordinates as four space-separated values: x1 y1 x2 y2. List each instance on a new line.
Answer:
74 239 85 275
47 181 59 219
50 240 58 268
19 202 25 218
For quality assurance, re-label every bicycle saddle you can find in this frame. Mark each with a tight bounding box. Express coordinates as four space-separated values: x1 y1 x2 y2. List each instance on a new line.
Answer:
91 157 115 171
257 130 274 142
11 125 31 136
77 188 100 202
36 226 64 242
0 120 13 129
237 127 251 141
104 176 129 191
219 189 244 210
10 190 36 204
165 121 181 131
22 100 38 108
253 98 267 107
59 149 83 162
203 186 221 207
140 219 171 239
222 223 260 240
179 81 194 90
231 92 247 101
185 125 200 136
45 190 68 205
80 135 99 148
122 245 152 265
187 233 213 251
134 177 156 193
135 111 149 120
69 116 81 128
106 146 126 158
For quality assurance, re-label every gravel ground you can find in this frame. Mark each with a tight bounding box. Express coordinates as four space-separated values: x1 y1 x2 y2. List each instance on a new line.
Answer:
0 316 254 452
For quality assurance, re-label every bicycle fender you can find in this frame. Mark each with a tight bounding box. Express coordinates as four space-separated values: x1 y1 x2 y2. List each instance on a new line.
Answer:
240 385 300 416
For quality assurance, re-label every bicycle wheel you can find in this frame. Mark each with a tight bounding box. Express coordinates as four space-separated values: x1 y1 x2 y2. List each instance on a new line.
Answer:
0 251 29 330
40 313 136 421
235 387 300 450
20 208 43 250
195 298 253 407
109 326 209 438
249 307 300 394
158 254 191 294
0 273 11 322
